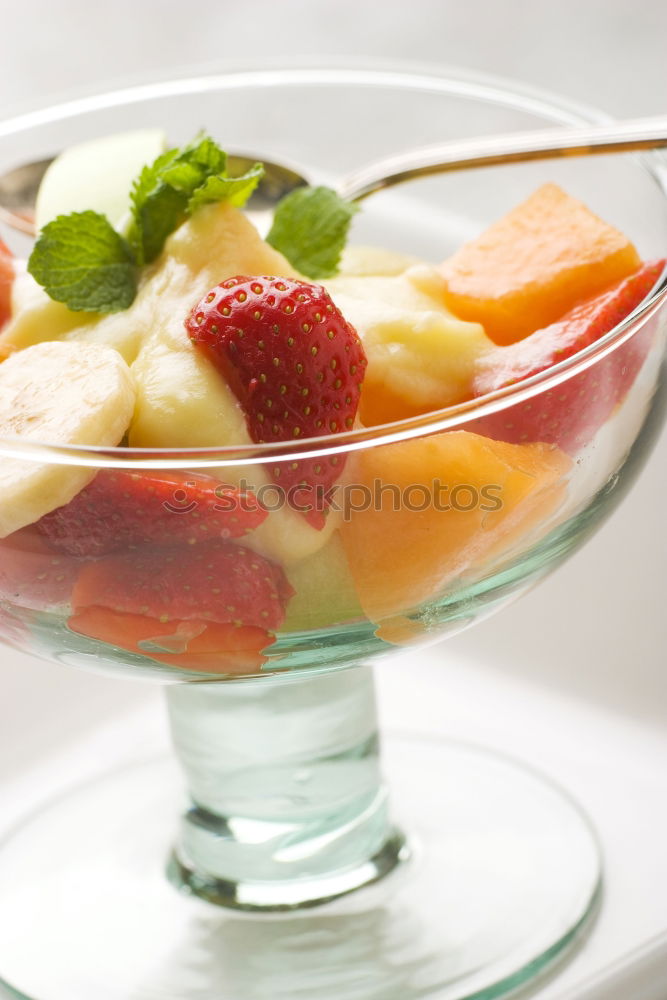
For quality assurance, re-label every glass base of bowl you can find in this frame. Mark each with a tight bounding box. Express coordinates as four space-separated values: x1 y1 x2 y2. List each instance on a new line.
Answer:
0 735 601 1000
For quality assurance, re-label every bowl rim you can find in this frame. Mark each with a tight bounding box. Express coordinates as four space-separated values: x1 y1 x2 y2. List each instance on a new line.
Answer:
0 64 666 469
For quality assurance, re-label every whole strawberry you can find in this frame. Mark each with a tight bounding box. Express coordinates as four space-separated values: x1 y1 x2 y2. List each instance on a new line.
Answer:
185 276 367 528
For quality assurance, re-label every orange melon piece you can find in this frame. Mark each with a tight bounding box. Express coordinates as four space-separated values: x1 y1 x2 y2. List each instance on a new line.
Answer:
441 183 640 345
360 379 425 426
340 430 570 622
374 470 568 648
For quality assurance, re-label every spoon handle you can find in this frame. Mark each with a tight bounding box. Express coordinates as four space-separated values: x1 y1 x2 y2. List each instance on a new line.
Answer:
338 116 667 202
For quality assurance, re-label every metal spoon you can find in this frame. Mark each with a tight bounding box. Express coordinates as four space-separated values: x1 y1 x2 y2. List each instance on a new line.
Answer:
1 116 667 237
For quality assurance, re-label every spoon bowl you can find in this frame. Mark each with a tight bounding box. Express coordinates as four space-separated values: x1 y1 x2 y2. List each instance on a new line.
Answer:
0 156 51 234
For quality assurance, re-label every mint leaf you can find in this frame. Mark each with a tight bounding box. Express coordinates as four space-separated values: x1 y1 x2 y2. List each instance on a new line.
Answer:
128 134 238 265
27 211 137 313
181 134 227 174
188 163 264 213
129 176 187 266
267 186 358 280
129 147 180 216
128 149 192 266
160 160 209 193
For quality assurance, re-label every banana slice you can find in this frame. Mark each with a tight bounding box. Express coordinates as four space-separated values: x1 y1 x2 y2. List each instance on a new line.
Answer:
0 342 136 537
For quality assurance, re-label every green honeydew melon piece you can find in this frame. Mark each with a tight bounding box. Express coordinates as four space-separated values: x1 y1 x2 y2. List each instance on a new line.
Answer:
283 534 364 632
35 129 167 232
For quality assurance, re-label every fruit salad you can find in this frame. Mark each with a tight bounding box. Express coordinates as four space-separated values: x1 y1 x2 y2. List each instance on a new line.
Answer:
0 131 663 677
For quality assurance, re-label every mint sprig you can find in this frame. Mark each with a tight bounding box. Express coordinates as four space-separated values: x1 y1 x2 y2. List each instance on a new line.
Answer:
27 211 137 313
128 134 240 265
28 134 265 313
267 186 358 280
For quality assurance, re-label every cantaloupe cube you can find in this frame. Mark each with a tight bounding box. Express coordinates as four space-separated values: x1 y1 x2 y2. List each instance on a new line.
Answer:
340 430 570 622
441 183 640 345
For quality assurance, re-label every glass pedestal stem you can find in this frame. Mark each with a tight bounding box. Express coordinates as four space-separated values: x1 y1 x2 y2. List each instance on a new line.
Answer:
166 666 407 911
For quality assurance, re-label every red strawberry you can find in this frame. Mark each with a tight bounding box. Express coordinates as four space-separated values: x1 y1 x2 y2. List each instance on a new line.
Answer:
71 541 292 626
185 276 367 529
0 528 80 610
471 259 665 453
67 541 294 673
37 469 267 557
0 238 14 332
68 609 271 674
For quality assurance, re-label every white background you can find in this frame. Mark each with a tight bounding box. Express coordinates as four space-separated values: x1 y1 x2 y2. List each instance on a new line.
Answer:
1 2 666 998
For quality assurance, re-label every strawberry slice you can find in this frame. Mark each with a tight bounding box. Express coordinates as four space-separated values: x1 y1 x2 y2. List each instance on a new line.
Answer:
67 608 271 674
37 469 267 557
185 276 367 529
0 238 14 332
71 541 292 626
67 541 293 673
0 528 80 610
471 259 665 453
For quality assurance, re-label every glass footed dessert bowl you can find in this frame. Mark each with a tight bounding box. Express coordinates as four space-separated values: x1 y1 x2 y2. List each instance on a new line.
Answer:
0 67 666 1000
